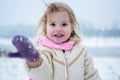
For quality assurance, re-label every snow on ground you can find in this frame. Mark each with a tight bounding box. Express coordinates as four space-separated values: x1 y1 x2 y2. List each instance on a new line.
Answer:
93 57 120 80
81 37 120 48
0 57 120 80
0 58 28 80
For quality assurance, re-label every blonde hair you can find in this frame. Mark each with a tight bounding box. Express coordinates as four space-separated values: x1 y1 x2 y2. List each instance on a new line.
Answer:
35 2 80 43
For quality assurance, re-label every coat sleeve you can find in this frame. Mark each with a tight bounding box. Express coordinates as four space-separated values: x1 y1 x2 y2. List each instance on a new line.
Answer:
84 49 101 80
24 50 53 80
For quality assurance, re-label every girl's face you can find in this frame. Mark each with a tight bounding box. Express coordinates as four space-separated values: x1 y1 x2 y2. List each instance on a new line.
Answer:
46 11 73 43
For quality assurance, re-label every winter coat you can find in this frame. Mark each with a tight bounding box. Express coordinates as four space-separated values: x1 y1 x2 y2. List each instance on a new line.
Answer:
24 43 101 80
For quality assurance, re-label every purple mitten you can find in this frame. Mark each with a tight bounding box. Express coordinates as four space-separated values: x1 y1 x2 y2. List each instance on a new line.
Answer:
8 35 39 62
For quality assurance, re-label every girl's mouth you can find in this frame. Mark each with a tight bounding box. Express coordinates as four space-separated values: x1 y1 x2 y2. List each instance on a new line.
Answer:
54 34 64 38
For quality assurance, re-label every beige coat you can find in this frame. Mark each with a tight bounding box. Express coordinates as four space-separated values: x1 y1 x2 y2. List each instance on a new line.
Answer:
25 43 101 80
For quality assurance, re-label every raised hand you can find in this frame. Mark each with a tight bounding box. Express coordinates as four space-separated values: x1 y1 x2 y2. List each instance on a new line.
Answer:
8 35 39 62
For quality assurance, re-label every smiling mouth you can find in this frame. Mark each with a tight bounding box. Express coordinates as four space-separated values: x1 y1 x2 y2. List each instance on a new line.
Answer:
54 34 64 38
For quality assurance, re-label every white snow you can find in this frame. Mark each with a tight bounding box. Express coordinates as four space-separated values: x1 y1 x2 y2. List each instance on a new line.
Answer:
0 58 28 80
82 37 120 48
0 57 120 80
93 57 120 80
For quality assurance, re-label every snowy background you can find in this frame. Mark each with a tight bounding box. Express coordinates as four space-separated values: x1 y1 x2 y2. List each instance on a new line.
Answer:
0 0 120 80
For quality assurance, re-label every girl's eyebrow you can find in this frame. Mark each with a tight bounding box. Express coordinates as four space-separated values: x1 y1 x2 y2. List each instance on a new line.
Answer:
63 21 69 22
47 21 55 23
48 20 70 23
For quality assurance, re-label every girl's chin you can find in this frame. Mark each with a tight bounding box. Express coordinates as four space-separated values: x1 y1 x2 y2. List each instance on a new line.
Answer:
52 39 65 44
49 37 66 43
53 40 63 44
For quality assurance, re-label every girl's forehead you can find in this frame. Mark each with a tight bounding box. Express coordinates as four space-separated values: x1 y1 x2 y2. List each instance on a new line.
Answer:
47 11 69 18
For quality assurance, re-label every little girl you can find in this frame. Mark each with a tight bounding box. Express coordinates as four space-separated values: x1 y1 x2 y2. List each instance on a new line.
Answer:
8 2 101 80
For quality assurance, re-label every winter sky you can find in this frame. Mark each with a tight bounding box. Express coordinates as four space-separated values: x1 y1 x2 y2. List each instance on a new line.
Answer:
0 0 120 29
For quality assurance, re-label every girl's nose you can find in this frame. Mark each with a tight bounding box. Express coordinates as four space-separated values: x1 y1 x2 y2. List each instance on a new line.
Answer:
56 26 62 32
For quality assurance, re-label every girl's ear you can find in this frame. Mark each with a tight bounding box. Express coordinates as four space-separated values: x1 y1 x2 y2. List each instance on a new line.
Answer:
71 30 75 36
71 30 74 34
71 28 74 33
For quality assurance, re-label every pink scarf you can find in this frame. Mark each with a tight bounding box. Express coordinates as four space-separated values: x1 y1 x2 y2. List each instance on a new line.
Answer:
38 38 75 50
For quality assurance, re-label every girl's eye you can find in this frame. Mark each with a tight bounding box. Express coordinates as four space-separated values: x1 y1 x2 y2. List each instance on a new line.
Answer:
62 23 67 26
50 23 56 26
